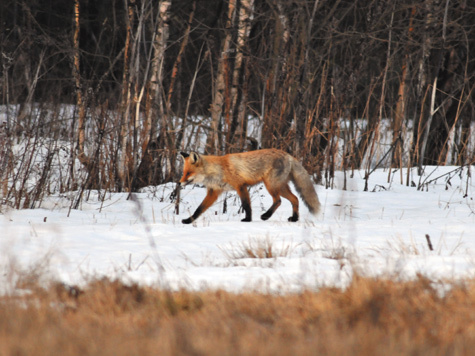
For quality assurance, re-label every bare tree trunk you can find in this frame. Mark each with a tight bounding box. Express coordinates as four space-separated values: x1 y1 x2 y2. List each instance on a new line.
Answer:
419 76 438 172
415 0 435 174
229 0 254 151
262 0 290 149
169 0 195 151
145 0 170 147
295 0 319 156
422 0 459 167
149 0 173 181
117 0 135 191
73 0 90 171
207 0 236 154
135 0 176 189
167 1 195 109
128 0 148 192
392 6 415 169
398 6 417 180
153 0 172 137
416 0 456 172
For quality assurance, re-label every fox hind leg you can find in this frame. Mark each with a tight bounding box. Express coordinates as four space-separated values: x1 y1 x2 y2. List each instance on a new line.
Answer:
280 184 299 222
261 183 282 221
261 183 299 222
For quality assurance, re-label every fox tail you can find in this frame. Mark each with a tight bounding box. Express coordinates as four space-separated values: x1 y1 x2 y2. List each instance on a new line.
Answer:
290 160 321 215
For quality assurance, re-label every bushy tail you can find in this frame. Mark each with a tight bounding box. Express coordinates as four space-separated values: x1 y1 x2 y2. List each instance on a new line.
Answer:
290 160 321 215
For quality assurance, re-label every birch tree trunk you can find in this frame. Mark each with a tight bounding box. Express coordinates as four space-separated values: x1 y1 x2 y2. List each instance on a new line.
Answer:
73 0 89 170
149 0 173 181
144 0 170 149
230 0 254 151
153 0 171 140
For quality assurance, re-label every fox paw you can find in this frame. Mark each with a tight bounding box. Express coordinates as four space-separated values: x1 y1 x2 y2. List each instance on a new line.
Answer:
182 217 194 224
241 217 252 222
288 214 299 222
260 214 271 221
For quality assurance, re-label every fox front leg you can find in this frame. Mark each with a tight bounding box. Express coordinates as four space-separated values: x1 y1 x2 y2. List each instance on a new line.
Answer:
182 188 221 224
236 185 252 222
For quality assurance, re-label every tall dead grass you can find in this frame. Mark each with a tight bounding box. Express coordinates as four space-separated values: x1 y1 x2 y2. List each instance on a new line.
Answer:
1 275 475 355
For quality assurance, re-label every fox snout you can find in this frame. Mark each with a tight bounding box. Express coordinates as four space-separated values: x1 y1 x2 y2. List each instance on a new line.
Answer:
179 177 193 186
179 171 195 186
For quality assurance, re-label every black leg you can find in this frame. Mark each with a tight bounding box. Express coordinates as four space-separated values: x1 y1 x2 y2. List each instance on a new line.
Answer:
287 212 299 222
241 199 252 222
182 217 194 224
182 188 220 224
237 186 252 222
260 198 281 221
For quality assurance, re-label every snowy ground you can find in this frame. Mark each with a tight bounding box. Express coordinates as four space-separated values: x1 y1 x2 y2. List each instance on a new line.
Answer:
1 166 474 294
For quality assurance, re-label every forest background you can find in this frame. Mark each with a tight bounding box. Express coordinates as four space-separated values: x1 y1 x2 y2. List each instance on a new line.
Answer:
1 0 474 206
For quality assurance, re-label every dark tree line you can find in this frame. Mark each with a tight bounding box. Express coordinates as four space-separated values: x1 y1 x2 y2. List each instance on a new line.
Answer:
1 0 474 196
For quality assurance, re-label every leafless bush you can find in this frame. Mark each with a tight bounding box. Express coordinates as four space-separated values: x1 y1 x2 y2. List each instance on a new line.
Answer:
1 0 474 209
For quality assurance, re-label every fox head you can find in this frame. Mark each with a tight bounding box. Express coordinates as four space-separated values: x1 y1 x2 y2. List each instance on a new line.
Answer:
179 152 202 186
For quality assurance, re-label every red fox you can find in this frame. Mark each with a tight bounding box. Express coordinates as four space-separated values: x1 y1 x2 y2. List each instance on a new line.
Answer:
179 149 320 224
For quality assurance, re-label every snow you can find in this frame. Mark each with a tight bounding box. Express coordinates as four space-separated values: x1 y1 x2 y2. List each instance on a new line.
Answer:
1 165 474 294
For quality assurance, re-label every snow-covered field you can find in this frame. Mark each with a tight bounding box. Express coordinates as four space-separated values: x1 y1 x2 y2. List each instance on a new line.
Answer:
1 165 474 294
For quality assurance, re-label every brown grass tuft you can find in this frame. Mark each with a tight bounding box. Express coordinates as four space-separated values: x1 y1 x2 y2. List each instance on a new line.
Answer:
1 275 475 355
221 235 292 260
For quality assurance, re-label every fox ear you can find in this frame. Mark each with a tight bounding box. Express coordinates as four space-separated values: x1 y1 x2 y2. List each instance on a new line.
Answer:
179 152 189 160
189 152 201 164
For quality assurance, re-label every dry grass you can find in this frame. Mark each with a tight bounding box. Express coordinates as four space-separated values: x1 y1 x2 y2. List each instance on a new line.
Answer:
1 275 475 356
221 235 293 260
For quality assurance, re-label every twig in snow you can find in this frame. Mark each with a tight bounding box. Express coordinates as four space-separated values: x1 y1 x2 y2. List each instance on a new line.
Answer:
425 234 434 251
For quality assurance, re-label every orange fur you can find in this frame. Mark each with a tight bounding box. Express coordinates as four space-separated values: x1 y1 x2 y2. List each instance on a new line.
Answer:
179 149 320 224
